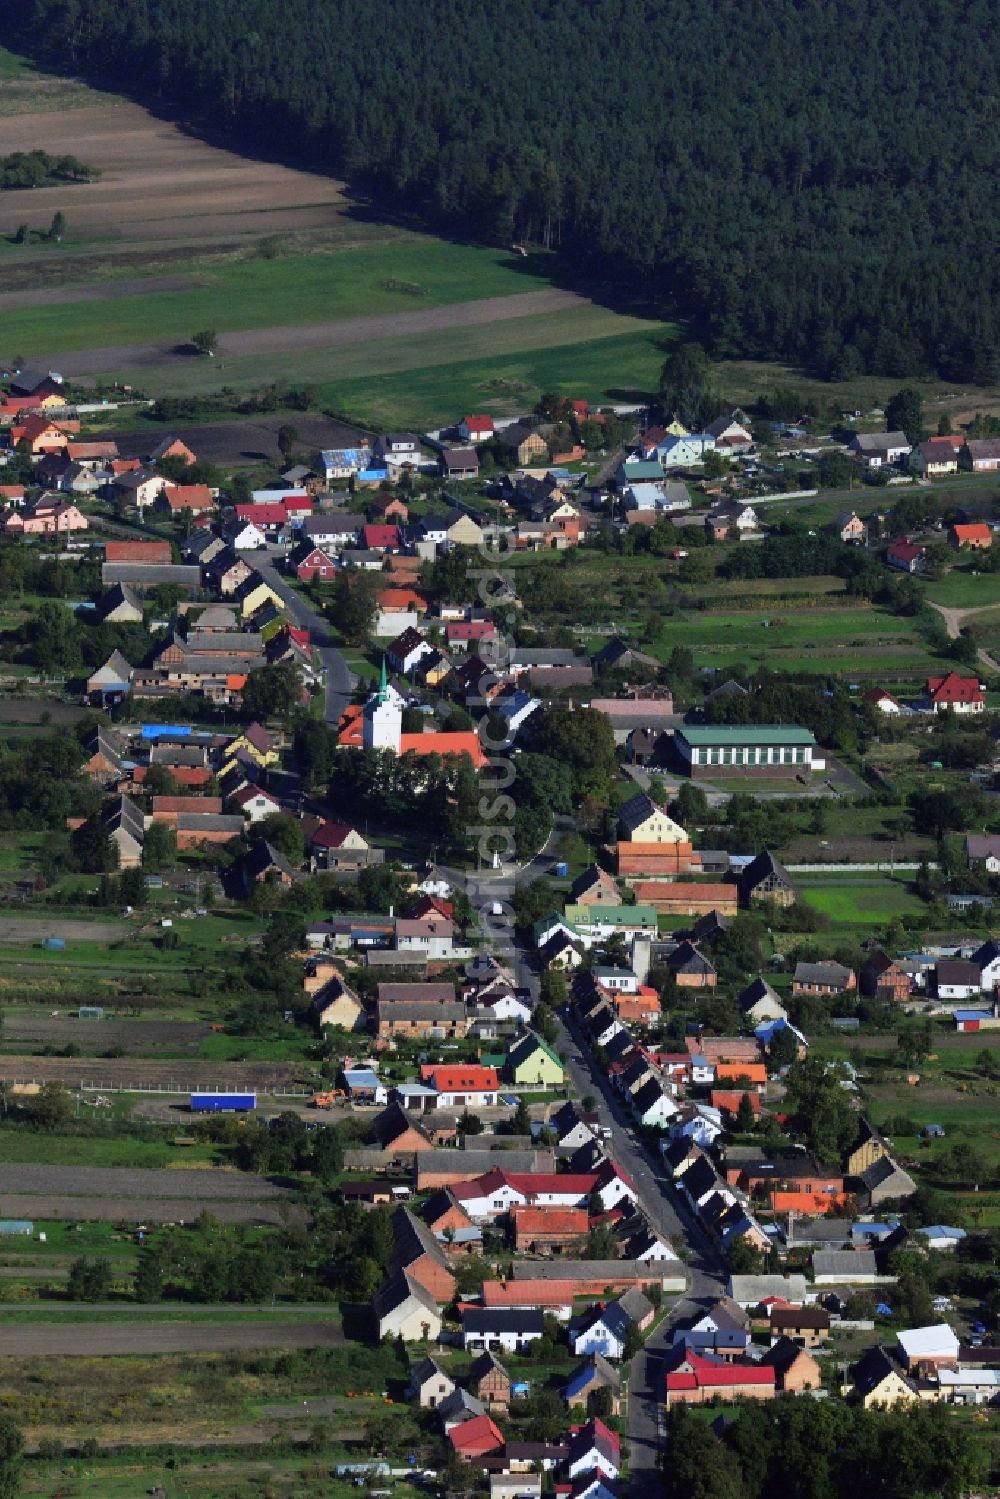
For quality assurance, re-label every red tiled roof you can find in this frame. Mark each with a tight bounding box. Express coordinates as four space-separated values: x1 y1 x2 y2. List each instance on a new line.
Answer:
449 1414 504 1456
927 672 984 703
420 1065 499 1092
105 541 172 564
236 502 286 524
483 1277 579 1306
363 524 399 549
164 485 213 510
310 820 360 849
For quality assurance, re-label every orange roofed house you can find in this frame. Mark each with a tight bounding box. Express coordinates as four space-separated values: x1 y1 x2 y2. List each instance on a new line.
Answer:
949 522 992 550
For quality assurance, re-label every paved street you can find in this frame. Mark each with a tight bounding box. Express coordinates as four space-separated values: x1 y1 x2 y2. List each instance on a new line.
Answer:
554 1007 726 1498
254 551 354 726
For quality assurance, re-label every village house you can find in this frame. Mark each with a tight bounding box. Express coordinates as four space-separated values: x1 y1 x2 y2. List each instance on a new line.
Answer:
962 438 1000 472
664 1349 775 1407
910 437 961 477
926 671 985 714
834 509 867 543
496 423 548 466
949 521 992 550
849 431 910 468
885 538 926 573
462 1308 545 1354
739 849 796 908
373 1271 443 1342
408 1355 455 1409
761 1338 822 1393
792 960 856 996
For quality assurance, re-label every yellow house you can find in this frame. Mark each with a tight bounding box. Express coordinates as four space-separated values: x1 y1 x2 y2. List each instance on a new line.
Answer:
664 414 689 437
310 977 364 1033
446 513 484 547
236 579 283 619
852 1347 919 1410
618 792 688 844
223 723 279 768
506 1031 565 1087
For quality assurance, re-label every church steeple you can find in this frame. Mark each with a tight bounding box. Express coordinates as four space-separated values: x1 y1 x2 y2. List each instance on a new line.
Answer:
377 655 388 701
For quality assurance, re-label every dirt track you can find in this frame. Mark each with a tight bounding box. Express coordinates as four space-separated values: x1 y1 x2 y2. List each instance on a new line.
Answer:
0 1319 343 1357
43 286 590 379
0 917 125 944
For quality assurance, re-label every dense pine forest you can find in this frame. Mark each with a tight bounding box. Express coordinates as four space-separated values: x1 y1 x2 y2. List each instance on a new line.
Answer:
12 0 1000 382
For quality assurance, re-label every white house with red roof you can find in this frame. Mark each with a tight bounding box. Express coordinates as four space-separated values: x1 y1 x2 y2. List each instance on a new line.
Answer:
227 784 283 822
420 1064 500 1109
885 538 926 573
451 1168 600 1220
664 1349 775 1407
459 415 496 443
926 672 985 714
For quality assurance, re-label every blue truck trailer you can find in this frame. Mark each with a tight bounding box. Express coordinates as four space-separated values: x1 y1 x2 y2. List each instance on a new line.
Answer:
190 1092 256 1113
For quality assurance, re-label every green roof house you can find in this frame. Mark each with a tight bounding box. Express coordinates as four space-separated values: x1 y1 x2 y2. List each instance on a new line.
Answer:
506 1030 565 1087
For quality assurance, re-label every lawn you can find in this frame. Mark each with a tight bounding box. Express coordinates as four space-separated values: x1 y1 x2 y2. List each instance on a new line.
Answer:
0 238 555 356
924 570 1000 608
0 1129 223 1170
796 875 926 925
314 323 674 429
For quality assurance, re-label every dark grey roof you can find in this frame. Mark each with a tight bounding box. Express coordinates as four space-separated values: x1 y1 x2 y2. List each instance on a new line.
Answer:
102 563 201 586
463 1308 544 1334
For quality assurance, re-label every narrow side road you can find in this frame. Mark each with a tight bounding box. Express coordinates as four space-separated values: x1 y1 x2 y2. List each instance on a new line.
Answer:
254 551 354 727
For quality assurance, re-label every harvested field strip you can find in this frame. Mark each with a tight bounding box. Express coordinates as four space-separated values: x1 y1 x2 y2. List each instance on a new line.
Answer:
0 274 206 311
0 1197 300 1226
0 1055 305 1090
0 1319 343 1357
0 1163 284 1199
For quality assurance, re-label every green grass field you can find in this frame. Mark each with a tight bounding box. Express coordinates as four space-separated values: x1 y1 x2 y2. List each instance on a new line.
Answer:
0 239 553 356
924 570 1000 608
646 605 946 673
313 324 672 428
797 875 926 924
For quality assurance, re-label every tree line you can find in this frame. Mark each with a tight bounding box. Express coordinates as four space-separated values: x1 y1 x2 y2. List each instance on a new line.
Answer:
11 0 1000 380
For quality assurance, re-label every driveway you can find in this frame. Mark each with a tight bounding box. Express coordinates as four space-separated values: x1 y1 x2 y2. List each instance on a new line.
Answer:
254 551 354 726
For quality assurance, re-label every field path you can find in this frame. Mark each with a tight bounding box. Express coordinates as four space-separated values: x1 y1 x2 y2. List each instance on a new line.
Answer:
39 287 591 378
928 599 1000 672
0 1319 344 1357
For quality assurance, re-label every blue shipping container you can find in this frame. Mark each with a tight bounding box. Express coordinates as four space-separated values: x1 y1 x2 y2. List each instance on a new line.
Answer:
190 1092 256 1113
554 861 569 876
141 724 192 740
42 937 65 951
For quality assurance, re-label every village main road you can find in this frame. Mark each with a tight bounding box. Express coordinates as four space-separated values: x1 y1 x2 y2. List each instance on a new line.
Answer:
460 843 727 1498
553 1006 727 1499
255 551 354 727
